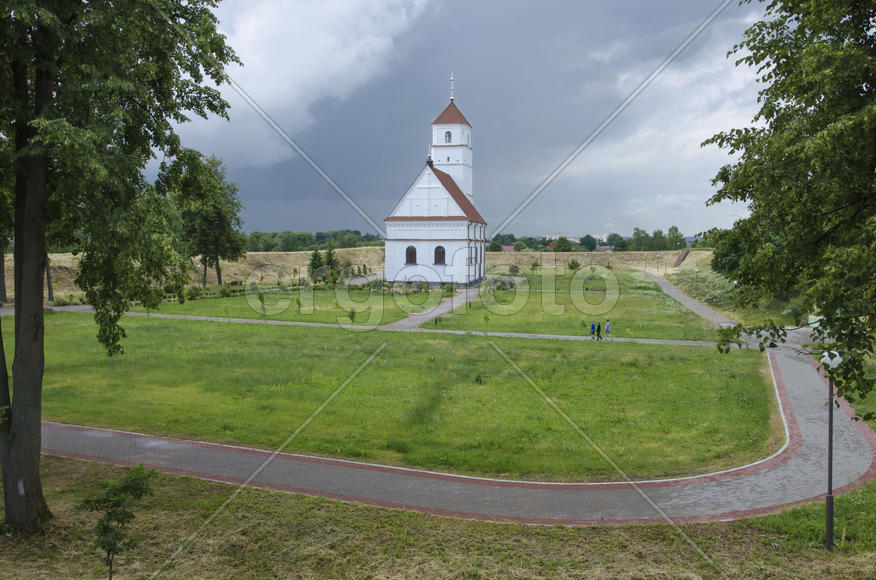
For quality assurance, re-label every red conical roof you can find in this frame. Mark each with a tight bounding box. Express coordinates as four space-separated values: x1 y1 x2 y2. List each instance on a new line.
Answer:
432 101 471 126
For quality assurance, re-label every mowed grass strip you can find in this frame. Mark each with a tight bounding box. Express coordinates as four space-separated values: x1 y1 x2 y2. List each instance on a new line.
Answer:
434 270 717 341
128 286 445 326
23 312 778 481
3 456 874 578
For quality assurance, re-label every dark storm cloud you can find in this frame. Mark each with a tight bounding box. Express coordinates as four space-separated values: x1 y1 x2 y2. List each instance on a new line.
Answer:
174 0 764 237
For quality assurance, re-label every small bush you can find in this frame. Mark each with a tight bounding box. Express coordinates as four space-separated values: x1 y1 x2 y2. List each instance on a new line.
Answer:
185 286 201 301
219 284 232 298
509 265 520 275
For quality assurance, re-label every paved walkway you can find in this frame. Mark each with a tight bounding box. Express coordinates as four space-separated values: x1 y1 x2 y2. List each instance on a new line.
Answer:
643 270 737 327
32 275 876 524
381 286 482 330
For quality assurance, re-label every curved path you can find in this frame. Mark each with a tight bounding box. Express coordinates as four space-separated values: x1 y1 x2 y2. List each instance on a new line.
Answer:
34 276 876 524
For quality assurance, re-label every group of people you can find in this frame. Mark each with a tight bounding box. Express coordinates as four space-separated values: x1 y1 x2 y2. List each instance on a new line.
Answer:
589 319 611 341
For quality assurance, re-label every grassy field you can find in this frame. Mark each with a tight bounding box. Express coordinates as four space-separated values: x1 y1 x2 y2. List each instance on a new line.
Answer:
434 270 717 341
127 287 444 326
16 312 779 481
667 261 799 326
1 455 873 578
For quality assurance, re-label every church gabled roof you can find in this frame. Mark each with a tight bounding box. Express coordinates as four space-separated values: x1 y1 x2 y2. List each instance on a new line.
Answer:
429 166 485 223
431 101 471 127
384 163 486 224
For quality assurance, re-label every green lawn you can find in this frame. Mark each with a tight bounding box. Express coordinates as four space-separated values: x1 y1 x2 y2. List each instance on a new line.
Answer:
435 270 717 341
128 287 443 326
23 312 779 481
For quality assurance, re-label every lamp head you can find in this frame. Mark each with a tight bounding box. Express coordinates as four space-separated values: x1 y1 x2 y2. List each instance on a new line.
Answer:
821 351 843 370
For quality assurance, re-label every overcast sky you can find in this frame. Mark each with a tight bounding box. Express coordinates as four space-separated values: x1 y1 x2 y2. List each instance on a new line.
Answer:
172 0 765 239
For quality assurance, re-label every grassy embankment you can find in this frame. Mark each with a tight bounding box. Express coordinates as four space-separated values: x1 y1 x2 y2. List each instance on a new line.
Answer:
2 454 873 578
666 258 798 326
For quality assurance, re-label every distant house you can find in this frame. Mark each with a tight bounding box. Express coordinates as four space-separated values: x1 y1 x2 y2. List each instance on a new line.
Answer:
501 245 515 252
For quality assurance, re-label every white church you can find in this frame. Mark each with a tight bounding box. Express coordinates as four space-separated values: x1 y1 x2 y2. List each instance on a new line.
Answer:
384 88 487 286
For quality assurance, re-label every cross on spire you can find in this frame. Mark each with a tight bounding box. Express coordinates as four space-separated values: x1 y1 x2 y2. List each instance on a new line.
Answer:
449 73 454 101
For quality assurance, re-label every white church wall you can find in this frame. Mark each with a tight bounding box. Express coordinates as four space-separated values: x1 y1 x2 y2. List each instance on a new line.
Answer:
389 170 464 218
385 220 479 285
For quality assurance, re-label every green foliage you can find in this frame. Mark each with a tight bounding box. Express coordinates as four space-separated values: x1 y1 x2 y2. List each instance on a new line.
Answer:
0 0 238 530
185 286 201 301
567 259 581 271
75 464 156 579
704 0 876 403
579 234 597 251
552 236 573 252
323 244 339 283
487 240 502 252
248 229 380 252
308 249 324 282
159 151 247 284
509 264 520 275
628 226 685 251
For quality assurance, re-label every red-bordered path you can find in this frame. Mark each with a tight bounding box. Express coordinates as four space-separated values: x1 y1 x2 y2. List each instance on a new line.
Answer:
41 344 876 525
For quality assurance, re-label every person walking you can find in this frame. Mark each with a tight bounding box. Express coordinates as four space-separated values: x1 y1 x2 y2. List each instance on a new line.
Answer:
590 320 596 340
605 319 611 340
596 321 602 341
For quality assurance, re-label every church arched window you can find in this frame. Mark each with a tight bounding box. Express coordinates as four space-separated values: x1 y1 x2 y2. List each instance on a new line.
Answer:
434 246 446 265
444 131 451 143
405 246 417 264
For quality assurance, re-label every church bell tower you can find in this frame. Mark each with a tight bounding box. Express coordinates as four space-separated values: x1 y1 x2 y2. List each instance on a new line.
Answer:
430 74 473 199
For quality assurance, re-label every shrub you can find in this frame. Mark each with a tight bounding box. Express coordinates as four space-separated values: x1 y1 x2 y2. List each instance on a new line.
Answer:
185 286 201 301
219 284 232 298
509 264 520 275
76 464 157 580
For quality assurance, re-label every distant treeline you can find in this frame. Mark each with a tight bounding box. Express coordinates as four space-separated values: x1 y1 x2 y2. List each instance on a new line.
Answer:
248 229 383 252
487 226 703 252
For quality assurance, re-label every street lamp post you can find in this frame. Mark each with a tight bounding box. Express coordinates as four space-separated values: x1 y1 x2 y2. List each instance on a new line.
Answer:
821 351 843 551
695 268 699 293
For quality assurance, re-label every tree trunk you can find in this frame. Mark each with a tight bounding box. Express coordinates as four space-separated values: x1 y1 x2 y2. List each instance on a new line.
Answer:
45 261 53 302
0 37 54 531
0 315 10 433
202 263 207 288
0 246 7 304
2 148 52 530
215 258 222 286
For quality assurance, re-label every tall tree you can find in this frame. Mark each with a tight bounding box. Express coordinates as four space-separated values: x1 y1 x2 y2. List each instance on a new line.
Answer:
651 229 667 251
0 1 237 530
553 236 573 252
666 225 685 250
161 151 246 286
323 243 339 282
629 228 652 251
579 234 597 252
308 249 324 282
705 0 876 405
